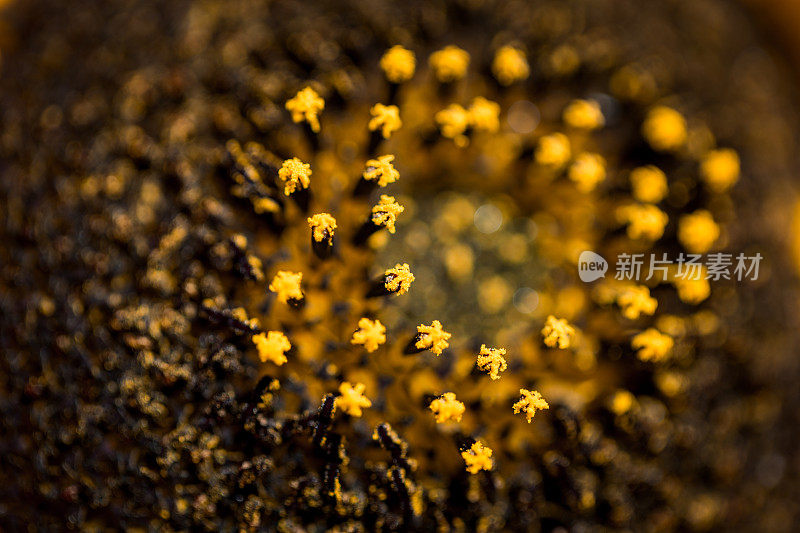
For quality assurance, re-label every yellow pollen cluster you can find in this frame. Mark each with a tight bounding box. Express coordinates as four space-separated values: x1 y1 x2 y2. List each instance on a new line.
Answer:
535 132 572 168
462 441 493 474
368 104 402 139
277 157 311 195
492 45 529 86
642 105 687 152
563 99 605 130
512 389 549 423
568 153 607 192
673 274 711 304
617 285 657 320
380 45 416 83
678 209 720 254
285 86 324 132
428 392 465 423
476 344 507 380
336 382 372 417
617 203 669 241
700 148 740 193
630 165 668 203
468 97 500 133
268 270 303 303
541 315 575 349
384 263 415 294
363 154 400 187
371 195 404 233
435 104 471 147
307 213 337 243
631 328 674 362
252 331 291 366
429 45 470 82
350 318 386 353
415 320 451 355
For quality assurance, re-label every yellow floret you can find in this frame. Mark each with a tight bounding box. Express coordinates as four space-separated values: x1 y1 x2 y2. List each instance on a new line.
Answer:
380 45 416 83
535 132 571 168
429 45 470 82
384 263 414 295
568 153 607 192
336 382 372 417
631 328 674 362
512 389 549 423
372 195 405 234
429 392 465 423
307 213 337 243
268 271 303 303
435 104 470 147
468 97 501 133
630 165 668 203
416 320 451 355
617 203 668 241
462 441 493 474
642 105 687 151
476 344 508 380
492 46 529 86
363 154 400 187
563 99 605 130
252 331 291 366
285 86 324 132
350 318 386 353
700 148 740 193
616 285 657 320
369 104 402 139
678 210 720 254
541 315 575 349
277 157 311 195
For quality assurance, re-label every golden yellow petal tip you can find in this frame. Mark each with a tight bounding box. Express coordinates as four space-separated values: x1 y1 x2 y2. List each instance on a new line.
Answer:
678 209 720 254
307 213 337 244
429 45 470 82
380 45 416 83
351 318 386 353
631 328 674 362
268 270 304 304
335 382 372 417
371 195 404 234
384 263 414 295
512 389 549 423
700 148 740 193
541 315 575 349
429 392 465 424
492 45 529 86
462 441 493 474
278 157 311 196
535 132 572 168
285 86 324 132
252 331 291 366
369 104 402 139
415 320 451 355
363 155 400 187
642 105 687 152
476 344 508 380
563 99 605 130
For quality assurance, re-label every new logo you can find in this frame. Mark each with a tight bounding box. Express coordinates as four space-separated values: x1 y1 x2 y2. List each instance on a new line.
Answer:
578 251 608 282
